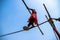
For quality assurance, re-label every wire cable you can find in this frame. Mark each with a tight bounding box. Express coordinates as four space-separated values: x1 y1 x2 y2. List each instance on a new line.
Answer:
0 30 24 37
0 20 48 37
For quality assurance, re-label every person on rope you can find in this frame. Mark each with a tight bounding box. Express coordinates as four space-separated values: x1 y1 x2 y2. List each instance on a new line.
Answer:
27 8 39 29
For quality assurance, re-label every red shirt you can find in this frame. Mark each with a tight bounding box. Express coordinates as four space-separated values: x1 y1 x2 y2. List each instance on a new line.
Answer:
28 9 38 24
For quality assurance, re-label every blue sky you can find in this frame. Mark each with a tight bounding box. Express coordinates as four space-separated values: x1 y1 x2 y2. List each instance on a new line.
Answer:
0 0 60 40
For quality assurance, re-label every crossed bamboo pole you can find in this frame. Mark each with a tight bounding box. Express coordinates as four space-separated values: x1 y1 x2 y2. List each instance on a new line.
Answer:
43 3 60 40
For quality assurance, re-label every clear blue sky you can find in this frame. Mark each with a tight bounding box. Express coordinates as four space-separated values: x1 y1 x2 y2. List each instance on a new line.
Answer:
0 0 60 40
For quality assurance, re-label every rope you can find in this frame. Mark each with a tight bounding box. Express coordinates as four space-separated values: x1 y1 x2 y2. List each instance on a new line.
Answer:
0 20 48 37
0 30 24 37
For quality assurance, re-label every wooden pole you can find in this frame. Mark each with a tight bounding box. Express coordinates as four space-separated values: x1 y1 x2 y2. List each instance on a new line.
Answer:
22 0 31 14
43 3 60 39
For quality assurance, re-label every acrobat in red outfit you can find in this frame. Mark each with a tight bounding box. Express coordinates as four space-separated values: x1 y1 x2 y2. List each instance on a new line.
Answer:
27 8 38 28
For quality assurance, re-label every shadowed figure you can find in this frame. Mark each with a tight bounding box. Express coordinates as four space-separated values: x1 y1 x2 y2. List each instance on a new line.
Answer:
27 8 38 29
